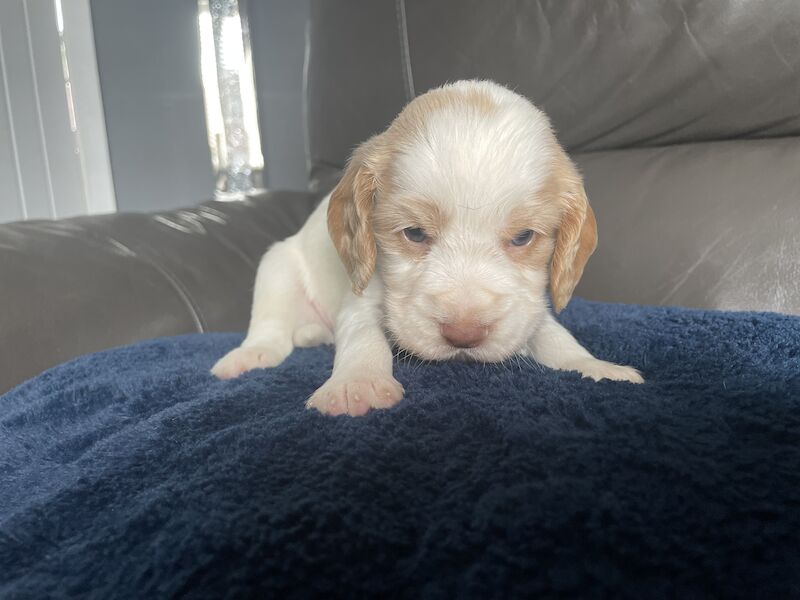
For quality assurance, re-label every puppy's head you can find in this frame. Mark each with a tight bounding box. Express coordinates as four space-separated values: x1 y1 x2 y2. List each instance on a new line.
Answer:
328 80 596 361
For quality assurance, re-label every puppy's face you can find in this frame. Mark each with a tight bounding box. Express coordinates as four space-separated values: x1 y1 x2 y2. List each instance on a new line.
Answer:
328 81 597 362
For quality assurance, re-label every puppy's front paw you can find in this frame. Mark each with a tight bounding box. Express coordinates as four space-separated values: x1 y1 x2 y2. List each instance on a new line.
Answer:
211 345 291 380
569 358 644 384
306 375 404 416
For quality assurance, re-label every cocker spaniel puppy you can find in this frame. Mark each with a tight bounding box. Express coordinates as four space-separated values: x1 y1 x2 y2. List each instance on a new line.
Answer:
213 80 643 415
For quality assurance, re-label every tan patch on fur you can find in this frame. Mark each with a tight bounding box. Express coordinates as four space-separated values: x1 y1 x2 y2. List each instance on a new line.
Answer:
546 148 598 313
501 203 559 270
373 196 448 260
328 84 510 289
389 85 497 140
328 137 384 294
373 196 446 237
330 85 496 279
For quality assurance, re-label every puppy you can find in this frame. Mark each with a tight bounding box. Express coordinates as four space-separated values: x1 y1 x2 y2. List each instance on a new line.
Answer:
212 80 643 415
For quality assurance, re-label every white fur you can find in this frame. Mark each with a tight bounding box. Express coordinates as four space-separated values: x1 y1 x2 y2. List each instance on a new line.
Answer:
212 81 643 415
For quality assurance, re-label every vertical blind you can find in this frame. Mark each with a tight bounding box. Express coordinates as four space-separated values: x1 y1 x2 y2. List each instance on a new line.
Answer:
0 0 114 224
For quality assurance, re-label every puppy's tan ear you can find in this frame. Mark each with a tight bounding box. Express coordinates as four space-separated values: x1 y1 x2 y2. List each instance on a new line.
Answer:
327 137 384 294
549 151 598 313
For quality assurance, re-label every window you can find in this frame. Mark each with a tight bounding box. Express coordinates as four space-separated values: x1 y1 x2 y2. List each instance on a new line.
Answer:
0 0 114 224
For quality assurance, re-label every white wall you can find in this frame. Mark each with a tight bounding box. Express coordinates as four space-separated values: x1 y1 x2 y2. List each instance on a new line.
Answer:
90 0 216 214
250 0 310 192
90 0 310 214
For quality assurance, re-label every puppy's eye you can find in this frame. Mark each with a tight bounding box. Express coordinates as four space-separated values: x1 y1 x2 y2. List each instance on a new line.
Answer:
403 227 428 243
510 229 535 247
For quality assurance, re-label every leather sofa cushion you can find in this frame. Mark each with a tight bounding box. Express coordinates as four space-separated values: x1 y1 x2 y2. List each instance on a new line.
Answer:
0 191 321 394
574 137 800 314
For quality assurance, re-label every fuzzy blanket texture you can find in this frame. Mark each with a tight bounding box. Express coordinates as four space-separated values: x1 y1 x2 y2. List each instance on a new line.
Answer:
1 299 799 599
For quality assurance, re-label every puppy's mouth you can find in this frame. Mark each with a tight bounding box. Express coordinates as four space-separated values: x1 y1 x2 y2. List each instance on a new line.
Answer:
395 335 516 363
450 348 490 362
387 312 526 363
447 344 516 363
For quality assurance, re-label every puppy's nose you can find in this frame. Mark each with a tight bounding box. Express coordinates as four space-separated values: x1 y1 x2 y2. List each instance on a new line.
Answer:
440 321 489 349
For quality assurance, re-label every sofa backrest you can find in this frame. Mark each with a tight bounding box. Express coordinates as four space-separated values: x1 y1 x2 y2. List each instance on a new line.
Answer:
305 0 800 314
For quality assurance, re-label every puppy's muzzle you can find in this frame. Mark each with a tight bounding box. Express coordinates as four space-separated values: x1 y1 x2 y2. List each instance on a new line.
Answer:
439 321 490 349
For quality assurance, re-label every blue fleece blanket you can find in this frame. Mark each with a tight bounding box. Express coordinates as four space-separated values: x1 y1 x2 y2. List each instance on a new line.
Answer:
1 299 799 598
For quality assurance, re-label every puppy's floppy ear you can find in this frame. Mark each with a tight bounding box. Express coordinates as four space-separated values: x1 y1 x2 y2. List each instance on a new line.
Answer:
549 150 598 313
327 136 384 295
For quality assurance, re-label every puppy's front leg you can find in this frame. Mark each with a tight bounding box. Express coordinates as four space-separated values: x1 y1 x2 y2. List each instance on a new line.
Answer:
306 282 403 416
526 313 644 383
211 241 304 379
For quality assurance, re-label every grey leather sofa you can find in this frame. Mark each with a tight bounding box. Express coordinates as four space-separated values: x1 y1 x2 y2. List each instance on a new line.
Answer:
1 0 798 395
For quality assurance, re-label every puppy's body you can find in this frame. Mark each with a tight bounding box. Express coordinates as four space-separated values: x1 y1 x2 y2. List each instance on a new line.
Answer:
213 81 642 415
